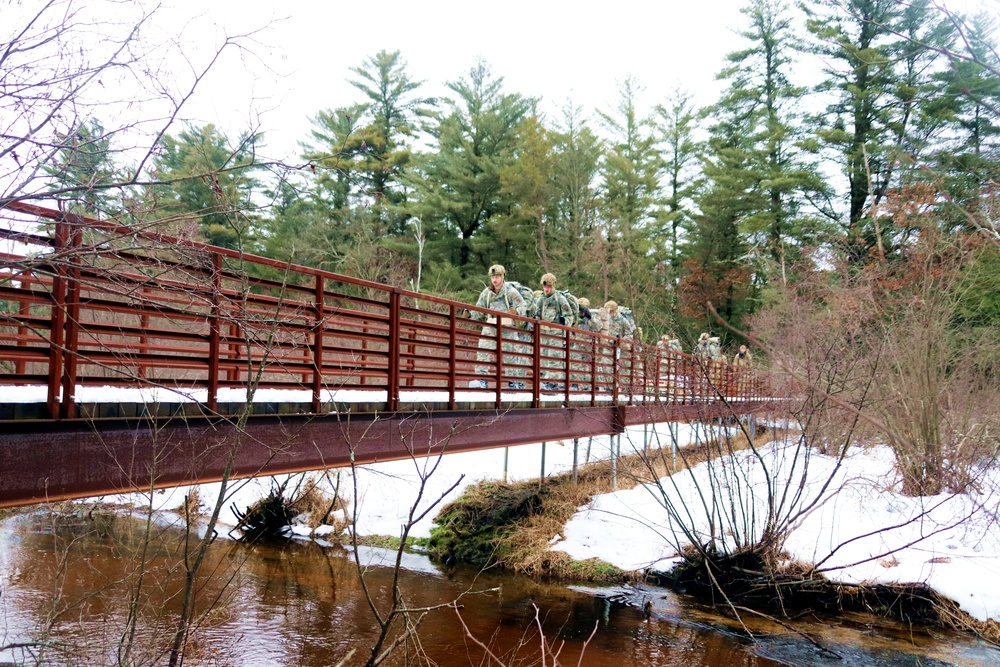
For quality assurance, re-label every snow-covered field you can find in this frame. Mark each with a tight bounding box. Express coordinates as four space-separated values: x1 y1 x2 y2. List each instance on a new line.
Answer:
552 441 1000 623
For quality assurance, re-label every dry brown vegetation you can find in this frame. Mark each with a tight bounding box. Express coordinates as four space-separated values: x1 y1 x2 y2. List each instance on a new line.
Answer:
428 426 768 581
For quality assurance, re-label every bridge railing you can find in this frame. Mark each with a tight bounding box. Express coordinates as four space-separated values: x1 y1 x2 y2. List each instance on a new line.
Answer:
0 202 767 420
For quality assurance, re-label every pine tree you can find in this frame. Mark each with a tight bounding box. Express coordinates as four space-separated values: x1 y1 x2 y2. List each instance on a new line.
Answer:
596 77 662 311
549 102 603 293
304 103 369 214
347 50 435 231
498 114 556 275
930 10 1000 230
44 118 123 218
150 124 262 249
804 0 951 262
723 0 830 278
405 60 533 286
654 87 702 302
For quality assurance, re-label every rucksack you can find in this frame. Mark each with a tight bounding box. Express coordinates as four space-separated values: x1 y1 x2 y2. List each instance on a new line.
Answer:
559 290 580 328
505 281 536 315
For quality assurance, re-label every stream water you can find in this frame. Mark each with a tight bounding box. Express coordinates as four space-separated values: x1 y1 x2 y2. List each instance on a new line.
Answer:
0 512 996 667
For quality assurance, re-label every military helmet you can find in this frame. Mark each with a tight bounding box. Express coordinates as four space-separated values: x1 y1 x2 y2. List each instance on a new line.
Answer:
605 300 618 311
540 272 557 287
488 264 506 277
578 297 590 308
699 332 709 341
533 290 542 298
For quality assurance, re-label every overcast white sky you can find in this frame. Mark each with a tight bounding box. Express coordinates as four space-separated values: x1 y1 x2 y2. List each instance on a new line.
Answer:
162 0 761 161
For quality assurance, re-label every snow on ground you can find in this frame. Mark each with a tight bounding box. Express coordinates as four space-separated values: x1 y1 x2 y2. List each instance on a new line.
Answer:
7 384 1000 624
552 440 1000 624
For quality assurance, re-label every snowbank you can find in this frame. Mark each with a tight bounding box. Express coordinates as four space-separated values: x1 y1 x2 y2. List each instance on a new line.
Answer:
552 441 1000 623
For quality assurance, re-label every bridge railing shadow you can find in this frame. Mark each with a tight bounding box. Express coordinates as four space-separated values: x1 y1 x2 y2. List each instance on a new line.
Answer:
1 202 770 420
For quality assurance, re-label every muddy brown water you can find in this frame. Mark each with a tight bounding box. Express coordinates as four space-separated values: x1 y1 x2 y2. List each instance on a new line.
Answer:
0 513 996 667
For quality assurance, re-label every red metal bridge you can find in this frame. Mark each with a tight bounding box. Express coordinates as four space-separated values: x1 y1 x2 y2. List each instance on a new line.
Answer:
0 202 779 508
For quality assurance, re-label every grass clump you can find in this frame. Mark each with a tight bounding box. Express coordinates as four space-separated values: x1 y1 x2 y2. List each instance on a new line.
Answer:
427 429 765 583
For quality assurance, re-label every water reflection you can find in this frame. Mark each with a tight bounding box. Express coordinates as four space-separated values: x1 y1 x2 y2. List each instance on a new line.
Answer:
0 513 994 667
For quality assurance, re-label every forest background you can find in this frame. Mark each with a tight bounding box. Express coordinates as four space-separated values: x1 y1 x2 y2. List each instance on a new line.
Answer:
8 0 1000 351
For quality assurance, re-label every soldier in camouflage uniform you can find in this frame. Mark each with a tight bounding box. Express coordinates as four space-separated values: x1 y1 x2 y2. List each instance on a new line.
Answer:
535 273 573 391
732 344 754 397
694 332 725 394
469 264 529 389
587 301 607 335
657 333 683 354
601 301 636 391
604 301 635 339
655 333 684 399
577 297 594 331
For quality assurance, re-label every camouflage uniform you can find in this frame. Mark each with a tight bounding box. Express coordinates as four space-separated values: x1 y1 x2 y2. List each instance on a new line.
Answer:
602 301 637 391
694 333 725 393
470 265 529 388
657 334 683 354
656 334 684 399
535 273 573 390
732 344 754 396
577 297 594 332
604 302 635 339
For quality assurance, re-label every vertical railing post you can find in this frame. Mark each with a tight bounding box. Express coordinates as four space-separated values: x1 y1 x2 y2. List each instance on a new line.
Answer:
15 272 30 375
589 335 598 407
532 318 541 408
58 219 83 420
448 304 457 410
653 349 662 403
562 328 570 405
227 321 241 383
627 341 636 406
611 338 621 404
45 219 68 419
207 253 222 413
137 285 150 379
494 318 503 407
387 288 401 412
312 275 325 413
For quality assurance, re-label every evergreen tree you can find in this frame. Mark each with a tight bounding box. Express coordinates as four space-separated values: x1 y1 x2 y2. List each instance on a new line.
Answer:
722 0 830 278
654 87 702 303
596 77 662 313
549 102 604 293
405 60 533 288
304 103 368 214
930 10 1000 230
44 118 123 217
150 124 262 249
346 50 435 230
497 114 556 276
679 122 755 341
804 0 950 261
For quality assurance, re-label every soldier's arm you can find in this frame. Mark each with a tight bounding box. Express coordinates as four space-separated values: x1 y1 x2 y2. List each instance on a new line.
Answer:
470 290 489 321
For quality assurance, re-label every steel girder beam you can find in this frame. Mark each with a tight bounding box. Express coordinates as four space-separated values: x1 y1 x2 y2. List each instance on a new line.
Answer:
0 401 777 508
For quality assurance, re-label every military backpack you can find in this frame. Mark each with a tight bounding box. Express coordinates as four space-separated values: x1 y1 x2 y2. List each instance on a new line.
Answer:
505 281 537 316
559 290 580 328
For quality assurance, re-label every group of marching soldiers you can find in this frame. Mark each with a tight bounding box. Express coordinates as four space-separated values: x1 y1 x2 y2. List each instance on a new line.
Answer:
465 263 754 392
